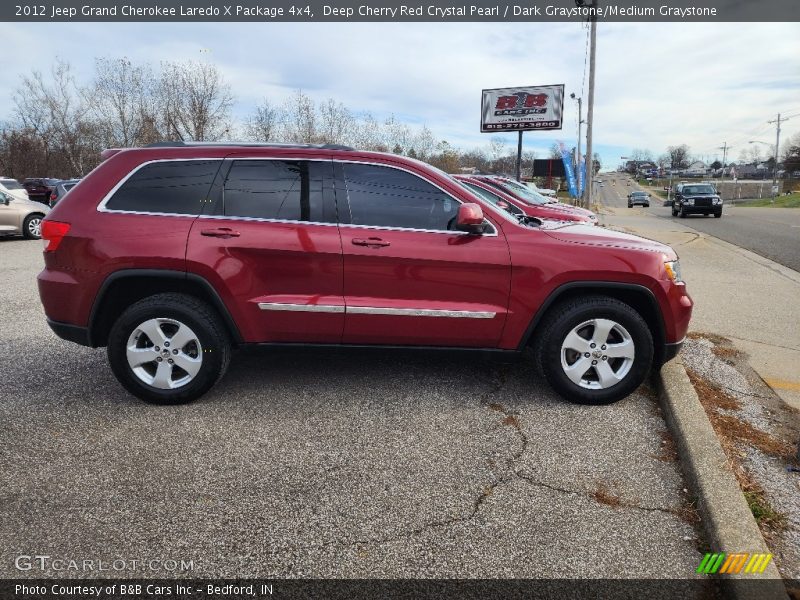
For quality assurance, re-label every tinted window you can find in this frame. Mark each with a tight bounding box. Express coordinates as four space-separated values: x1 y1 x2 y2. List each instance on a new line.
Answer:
106 160 220 214
223 160 326 222
343 163 459 231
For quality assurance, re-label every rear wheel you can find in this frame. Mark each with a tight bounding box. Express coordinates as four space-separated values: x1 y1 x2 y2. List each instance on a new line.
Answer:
22 214 43 239
533 295 653 405
107 293 231 404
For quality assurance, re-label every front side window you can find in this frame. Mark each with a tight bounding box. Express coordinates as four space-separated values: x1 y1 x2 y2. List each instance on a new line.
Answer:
223 160 326 222
342 163 460 231
106 160 221 215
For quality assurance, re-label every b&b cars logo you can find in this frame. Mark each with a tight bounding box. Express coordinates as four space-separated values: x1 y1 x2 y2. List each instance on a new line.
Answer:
493 92 549 116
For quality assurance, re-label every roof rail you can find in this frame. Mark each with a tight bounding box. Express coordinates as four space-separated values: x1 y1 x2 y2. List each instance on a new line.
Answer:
145 141 354 151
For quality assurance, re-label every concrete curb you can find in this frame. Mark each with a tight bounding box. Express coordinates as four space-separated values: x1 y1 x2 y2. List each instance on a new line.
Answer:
656 357 788 600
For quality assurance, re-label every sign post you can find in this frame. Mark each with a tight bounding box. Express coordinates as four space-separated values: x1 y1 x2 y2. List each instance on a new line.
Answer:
481 84 565 183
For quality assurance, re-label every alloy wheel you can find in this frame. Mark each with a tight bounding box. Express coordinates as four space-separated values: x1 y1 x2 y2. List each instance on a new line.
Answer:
560 318 635 390
126 318 203 389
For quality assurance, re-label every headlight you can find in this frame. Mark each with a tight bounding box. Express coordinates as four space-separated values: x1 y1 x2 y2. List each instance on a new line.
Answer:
664 260 683 283
684 198 694 205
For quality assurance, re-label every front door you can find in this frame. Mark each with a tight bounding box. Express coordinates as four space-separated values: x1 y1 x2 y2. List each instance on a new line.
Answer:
336 161 511 348
186 158 344 344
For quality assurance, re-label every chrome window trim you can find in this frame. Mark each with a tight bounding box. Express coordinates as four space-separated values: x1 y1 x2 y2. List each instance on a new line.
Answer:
96 157 225 214
258 302 496 319
94 156 500 237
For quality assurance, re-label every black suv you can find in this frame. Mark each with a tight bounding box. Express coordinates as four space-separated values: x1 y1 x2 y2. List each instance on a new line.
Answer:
672 183 722 218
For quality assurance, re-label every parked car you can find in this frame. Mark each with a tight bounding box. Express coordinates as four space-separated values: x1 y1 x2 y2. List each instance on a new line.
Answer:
523 181 557 197
627 191 650 208
0 189 49 239
475 176 599 224
39 142 692 406
672 183 722 218
49 179 82 208
23 178 60 203
0 177 29 201
454 175 595 225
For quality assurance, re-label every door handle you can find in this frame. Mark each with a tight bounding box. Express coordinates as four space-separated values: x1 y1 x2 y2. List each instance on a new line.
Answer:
352 237 390 248
201 227 240 239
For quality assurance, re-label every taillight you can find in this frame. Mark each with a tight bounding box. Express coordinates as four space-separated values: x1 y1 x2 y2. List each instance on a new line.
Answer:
42 220 71 252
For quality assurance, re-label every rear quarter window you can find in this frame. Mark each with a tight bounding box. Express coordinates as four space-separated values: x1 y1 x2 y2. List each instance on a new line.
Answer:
105 160 221 215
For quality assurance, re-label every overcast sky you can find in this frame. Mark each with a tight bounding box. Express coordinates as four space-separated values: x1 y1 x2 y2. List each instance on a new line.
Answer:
1 21 798 170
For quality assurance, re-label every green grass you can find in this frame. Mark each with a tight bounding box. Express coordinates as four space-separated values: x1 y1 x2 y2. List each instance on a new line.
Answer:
739 192 800 208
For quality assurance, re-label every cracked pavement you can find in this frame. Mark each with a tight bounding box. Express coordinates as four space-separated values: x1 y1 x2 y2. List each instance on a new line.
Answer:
1 237 702 581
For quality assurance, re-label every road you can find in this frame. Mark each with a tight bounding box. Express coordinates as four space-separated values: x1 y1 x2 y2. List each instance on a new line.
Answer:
594 175 800 410
595 180 800 272
0 237 703 583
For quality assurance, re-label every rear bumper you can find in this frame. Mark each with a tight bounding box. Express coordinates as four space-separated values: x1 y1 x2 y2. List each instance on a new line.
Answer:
47 319 93 346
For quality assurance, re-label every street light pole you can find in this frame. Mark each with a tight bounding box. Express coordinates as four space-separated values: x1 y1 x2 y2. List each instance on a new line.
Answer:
583 4 597 210
571 94 583 202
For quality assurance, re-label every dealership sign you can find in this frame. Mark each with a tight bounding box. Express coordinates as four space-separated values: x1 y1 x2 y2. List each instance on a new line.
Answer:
480 85 564 132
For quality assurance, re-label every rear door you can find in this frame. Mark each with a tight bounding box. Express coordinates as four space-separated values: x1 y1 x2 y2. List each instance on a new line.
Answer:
185 157 344 344
335 161 511 348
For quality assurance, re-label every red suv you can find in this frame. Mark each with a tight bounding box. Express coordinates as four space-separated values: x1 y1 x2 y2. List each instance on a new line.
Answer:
453 175 594 225
38 142 692 406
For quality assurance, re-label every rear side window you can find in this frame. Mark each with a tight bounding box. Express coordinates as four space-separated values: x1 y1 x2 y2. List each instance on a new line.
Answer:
105 160 221 215
222 160 327 222
342 163 459 231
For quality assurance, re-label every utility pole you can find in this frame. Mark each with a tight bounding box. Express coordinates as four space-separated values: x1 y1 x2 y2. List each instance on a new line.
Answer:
717 142 729 193
582 5 597 209
767 113 787 203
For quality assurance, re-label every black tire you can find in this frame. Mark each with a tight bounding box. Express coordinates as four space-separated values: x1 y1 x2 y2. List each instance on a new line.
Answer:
533 295 653 405
107 293 231 404
714 211 722 218
22 213 44 240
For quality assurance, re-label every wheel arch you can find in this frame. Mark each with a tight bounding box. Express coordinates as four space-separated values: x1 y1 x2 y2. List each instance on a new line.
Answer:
88 269 243 347
519 281 667 364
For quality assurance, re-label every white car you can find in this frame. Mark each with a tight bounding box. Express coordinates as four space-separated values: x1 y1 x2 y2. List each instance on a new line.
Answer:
0 178 29 201
524 182 557 197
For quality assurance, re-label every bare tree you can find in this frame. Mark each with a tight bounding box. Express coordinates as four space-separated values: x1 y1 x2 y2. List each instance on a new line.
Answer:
281 90 317 143
667 145 690 170
15 59 98 175
90 57 155 147
317 99 352 144
245 98 281 142
157 61 234 141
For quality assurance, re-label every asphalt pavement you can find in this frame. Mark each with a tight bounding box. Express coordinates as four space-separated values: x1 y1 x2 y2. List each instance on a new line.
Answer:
0 236 703 582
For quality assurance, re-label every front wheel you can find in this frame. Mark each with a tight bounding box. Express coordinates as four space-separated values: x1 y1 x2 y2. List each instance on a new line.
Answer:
107 293 231 404
23 214 43 239
533 295 653 405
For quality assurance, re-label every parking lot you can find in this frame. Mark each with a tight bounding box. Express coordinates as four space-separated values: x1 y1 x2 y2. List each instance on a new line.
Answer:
1 237 704 581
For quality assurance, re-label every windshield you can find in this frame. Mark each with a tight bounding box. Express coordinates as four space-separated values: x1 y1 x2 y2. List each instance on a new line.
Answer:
461 182 523 216
683 185 716 195
0 180 23 190
492 180 551 205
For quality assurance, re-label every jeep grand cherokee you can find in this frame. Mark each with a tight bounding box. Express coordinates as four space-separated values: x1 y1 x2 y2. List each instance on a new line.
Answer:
38 142 692 405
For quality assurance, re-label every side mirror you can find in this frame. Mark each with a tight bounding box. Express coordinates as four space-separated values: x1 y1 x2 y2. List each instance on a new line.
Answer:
456 203 486 234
